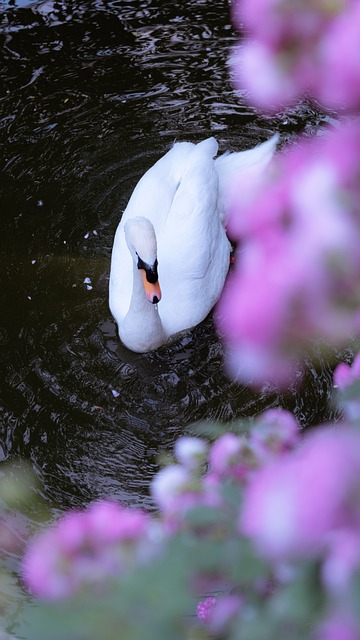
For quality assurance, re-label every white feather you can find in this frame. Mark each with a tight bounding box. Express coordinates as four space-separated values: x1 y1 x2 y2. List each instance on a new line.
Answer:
109 135 278 352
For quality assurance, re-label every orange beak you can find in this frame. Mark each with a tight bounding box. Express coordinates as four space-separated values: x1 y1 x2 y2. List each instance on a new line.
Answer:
140 269 162 304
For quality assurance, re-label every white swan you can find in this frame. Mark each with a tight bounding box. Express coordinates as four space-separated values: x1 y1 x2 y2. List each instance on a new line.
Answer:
109 134 278 352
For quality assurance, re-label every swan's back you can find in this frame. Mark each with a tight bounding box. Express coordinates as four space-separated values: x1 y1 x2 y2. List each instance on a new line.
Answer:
121 141 195 233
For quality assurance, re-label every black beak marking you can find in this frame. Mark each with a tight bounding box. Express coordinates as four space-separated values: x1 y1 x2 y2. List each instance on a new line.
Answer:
137 256 159 284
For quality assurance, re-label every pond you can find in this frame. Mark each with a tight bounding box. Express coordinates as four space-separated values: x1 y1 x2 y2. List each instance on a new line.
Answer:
0 0 340 522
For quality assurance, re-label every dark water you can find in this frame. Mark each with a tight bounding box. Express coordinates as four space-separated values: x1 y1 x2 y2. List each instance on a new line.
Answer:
0 0 340 518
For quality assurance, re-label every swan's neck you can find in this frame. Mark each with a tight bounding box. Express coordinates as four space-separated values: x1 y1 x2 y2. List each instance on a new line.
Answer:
121 263 167 352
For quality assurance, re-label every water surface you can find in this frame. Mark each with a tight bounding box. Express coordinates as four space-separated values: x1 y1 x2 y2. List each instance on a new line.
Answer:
0 0 339 518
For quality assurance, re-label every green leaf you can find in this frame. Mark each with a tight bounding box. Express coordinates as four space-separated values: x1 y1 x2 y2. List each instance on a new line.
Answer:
185 505 225 529
269 561 324 627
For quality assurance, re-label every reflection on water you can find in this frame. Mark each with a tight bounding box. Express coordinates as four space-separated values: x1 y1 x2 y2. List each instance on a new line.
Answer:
0 0 339 520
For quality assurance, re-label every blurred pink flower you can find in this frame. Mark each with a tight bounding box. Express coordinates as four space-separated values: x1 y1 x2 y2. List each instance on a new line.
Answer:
209 409 299 481
233 0 335 44
240 426 360 559
209 433 255 481
231 0 360 112
216 123 360 387
316 610 360 640
196 596 217 623
334 353 360 389
207 595 243 634
231 41 302 111
334 364 355 390
174 436 208 470
151 464 220 532
317 3 360 111
151 465 192 512
251 408 300 459
322 529 360 594
22 501 150 599
22 527 74 600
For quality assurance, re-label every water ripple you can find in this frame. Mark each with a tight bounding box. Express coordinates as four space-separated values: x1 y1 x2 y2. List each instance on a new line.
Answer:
0 0 338 514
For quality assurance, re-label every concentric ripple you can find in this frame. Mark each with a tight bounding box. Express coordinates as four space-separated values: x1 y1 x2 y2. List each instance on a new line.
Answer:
0 0 339 514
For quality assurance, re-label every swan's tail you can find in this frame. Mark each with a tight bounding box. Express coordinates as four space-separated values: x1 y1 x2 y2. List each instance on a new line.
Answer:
215 134 279 224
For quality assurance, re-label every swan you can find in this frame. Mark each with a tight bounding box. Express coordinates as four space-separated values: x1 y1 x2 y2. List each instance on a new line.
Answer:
109 134 278 352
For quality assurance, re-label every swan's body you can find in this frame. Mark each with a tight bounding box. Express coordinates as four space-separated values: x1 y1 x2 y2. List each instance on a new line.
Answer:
109 135 278 352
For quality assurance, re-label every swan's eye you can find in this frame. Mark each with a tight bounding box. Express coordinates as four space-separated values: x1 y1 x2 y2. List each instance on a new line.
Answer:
137 255 146 271
137 256 159 284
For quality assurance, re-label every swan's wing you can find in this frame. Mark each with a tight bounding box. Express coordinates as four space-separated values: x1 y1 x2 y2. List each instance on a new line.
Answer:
160 137 220 279
158 138 231 334
215 133 279 223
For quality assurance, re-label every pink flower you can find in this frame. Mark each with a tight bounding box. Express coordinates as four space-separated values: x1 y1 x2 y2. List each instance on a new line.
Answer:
231 0 360 112
233 0 331 46
197 594 243 631
334 363 355 390
333 353 360 422
322 529 360 594
317 3 360 111
316 610 360 640
209 433 257 482
22 528 75 600
21 501 150 599
151 465 192 512
231 41 302 111
216 123 360 387
334 353 360 389
207 595 243 634
174 437 208 470
208 409 299 481
85 501 148 543
240 426 360 559
220 340 299 389
151 464 220 532
196 596 217 623
251 409 300 459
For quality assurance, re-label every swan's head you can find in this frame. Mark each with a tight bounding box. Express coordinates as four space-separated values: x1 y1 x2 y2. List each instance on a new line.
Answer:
124 217 162 304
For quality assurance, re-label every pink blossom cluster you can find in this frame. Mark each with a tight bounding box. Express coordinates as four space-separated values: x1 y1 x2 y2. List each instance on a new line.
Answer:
316 611 360 640
197 595 243 634
196 595 217 623
333 352 360 422
209 408 299 480
20 406 360 637
150 409 299 630
241 426 360 561
231 0 360 112
151 409 300 531
192 412 360 635
241 423 360 636
21 501 153 599
21 409 298 606
334 353 360 390
216 123 360 386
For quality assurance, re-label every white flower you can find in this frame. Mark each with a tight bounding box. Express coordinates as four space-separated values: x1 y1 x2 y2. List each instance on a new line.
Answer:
174 436 208 470
150 465 190 511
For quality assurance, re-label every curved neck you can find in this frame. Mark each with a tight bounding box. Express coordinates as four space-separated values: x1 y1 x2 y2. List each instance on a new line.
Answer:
120 262 167 352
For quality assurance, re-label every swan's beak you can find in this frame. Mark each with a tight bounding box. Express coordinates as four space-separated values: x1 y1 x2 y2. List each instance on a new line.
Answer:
140 269 162 304
137 256 162 304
